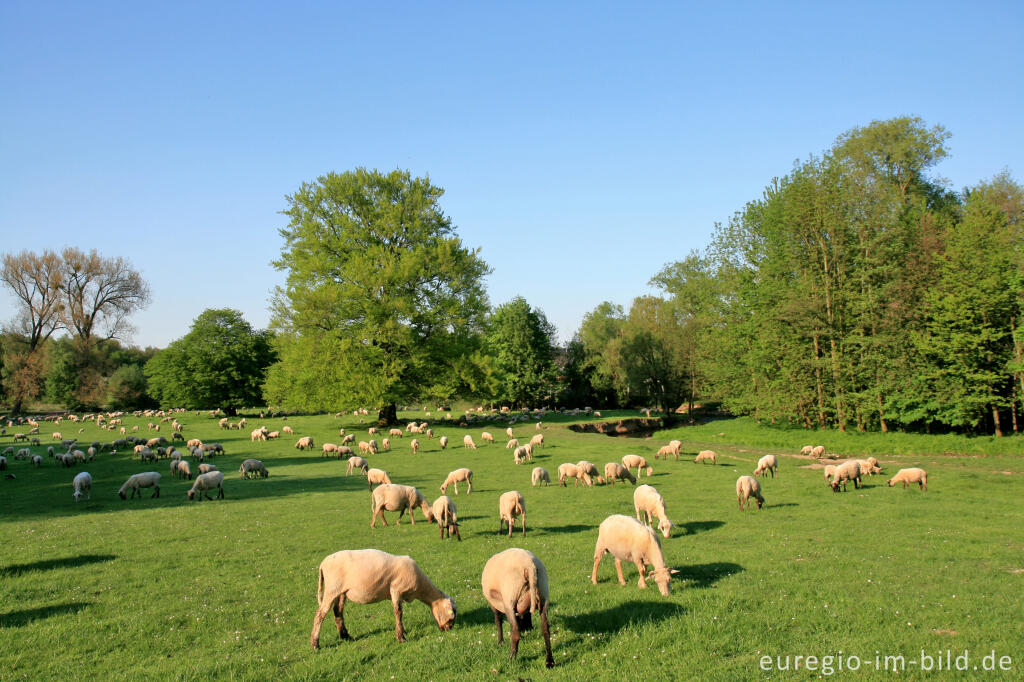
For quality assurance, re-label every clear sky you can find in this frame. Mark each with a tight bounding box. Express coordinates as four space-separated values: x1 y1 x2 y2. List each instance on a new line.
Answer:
2 1 1022 348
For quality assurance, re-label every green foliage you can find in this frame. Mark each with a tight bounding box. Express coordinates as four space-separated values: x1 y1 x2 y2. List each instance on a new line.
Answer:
145 308 275 411
485 297 557 406
265 168 490 415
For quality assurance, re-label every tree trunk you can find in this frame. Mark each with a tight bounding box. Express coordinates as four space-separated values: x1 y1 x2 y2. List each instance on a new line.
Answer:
991 403 1003 437
221 406 237 417
377 402 398 427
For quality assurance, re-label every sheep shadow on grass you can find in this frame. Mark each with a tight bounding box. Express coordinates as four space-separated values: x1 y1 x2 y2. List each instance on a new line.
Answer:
563 600 686 634
538 523 593 535
674 561 744 589
0 602 92 627
0 553 116 577
678 520 724 535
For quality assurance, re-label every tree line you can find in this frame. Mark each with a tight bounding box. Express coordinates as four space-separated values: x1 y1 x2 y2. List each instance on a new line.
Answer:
3 118 1020 435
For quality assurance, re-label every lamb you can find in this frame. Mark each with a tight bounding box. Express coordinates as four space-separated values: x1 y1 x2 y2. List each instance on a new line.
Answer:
656 445 677 461
425 428 434 439
346 456 369 476
498 491 526 537
410 438 420 454
309 549 456 649
52 431 62 440
694 450 717 465
370 484 436 527
557 463 591 487
800 445 814 456
322 443 340 457
856 459 882 476
481 548 554 667
118 472 161 499
240 458 269 479
811 445 826 458
736 475 765 510
358 441 372 454
463 434 477 450
440 467 473 495
187 438 202 449
505 427 515 439
633 484 674 538
295 436 314 450
591 514 676 596
830 460 861 492
198 463 218 474
621 454 653 477
603 462 637 485
250 428 267 442
753 454 778 478
529 433 544 448
282 425 294 435
439 435 448 450
432 495 461 541
368 427 379 435
72 471 92 502
187 470 225 500
657 440 683 461
505 438 519 450
176 460 193 480
342 434 356 445
366 468 391 489
888 467 928 491
381 438 391 451
531 467 550 487
513 444 533 464
389 428 404 438
576 460 605 485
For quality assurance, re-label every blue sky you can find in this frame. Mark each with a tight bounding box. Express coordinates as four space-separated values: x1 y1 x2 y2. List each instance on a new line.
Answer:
2 1 1022 348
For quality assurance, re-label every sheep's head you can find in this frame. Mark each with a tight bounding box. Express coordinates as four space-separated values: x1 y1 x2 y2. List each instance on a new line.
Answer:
187 489 196 500
647 567 678 596
886 478 895 487
657 518 673 539
645 466 654 476
431 596 457 631
73 490 83 502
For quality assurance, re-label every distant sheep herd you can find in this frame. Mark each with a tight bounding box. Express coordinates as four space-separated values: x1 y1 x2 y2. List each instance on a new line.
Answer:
0 405 930 667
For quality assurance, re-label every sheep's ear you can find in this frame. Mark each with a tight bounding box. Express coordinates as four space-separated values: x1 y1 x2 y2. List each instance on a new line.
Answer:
670 569 680 574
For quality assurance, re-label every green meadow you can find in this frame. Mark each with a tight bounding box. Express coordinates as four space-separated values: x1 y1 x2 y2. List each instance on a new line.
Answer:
1 411 1021 680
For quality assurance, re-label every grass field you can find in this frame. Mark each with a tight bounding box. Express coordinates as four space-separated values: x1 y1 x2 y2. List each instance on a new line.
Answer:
1 410 1022 680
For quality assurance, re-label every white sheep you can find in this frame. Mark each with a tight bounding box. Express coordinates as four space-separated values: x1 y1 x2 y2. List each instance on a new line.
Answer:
576 461 605 485
295 436 314 450
800 445 814 456
505 427 514 439
309 549 456 649
463 434 477 450
621 454 653 478
322 443 340 457
432 495 461 541
382 437 391 451
736 475 765 510
591 514 676 596
366 468 391 490
888 467 928 491
506 438 519 450
694 450 717 465
498 491 526 537
481 548 554 667
513 444 533 465
118 472 161 499
655 445 677 461
250 428 267 442
176 460 192 480
198 463 218 474
753 454 778 478
811 445 826 458
410 438 420 454
529 433 544 448
187 471 225 500
72 471 92 502
531 467 550 487
346 456 369 476
389 428 404 438
830 460 861 492
440 468 473 495
822 464 837 481
240 458 269 479
439 435 448 450
371 484 435 527
856 459 882 476
603 462 637 486
557 463 590 487
633 484 674 538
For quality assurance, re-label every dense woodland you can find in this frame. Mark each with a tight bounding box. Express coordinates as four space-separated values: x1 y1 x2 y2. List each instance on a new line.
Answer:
2 117 1021 435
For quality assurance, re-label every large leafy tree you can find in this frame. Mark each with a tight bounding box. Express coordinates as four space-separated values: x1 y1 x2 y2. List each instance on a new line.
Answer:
485 297 557 406
264 168 490 422
145 309 275 414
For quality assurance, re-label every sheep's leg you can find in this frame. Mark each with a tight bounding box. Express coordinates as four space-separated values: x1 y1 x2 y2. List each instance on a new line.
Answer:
392 600 406 642
333 594 351 640
738 496 744 511
521 513 526 537
492 607 504 643
614 558 626 585
591 550 604 584
153 485 159 498
310 591 340 650
217 486 224 499
506 607 520 659
454 522 461 541
635 560 648 589
453 482 458 495
508 517 514 537
467 479 472 493
541 603 554 668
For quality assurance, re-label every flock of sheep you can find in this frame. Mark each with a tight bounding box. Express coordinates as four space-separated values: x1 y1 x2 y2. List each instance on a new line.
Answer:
1 407 930 668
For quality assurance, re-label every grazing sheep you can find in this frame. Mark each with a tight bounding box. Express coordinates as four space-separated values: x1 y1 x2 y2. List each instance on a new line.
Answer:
322 443 340 457
505 427 515 440
463 434 477 450
830 460 862 492
633 484 674 538
576 461 605 485
856 459 882 476
481 548 554 667
440 468 473 495
655 445 676 461
72 471 92 502
198 463 218 474
811 445 826 458
295 436 314 450
118 472 161 499
498 491 526 537
410 438 420 454
371 484 436 527
736 475 765 510
506 438 519 450
800 445 814 456
694 450 717 465
282 425 294 435
52 431 62 440
309 549 456 649
888 467 928 491
823 464 838 481
186 438 202 449
176 460 193 480
250 428 267 442
342 433 355 445
529 433 544 448
186 471 225 500
621 454 653 478
346 456 369 476
603 462 637 485
432 495 461 541
366 468 391 490
513 444 533 465
754 454 778 478
591 514 676 596
240 458 269 479
31 454 42 467
368 427 379 436
389 428 404 438
439 435 448 450
557 463 591 487
531 467 550 487
139 448 158 463
381 438 391 451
